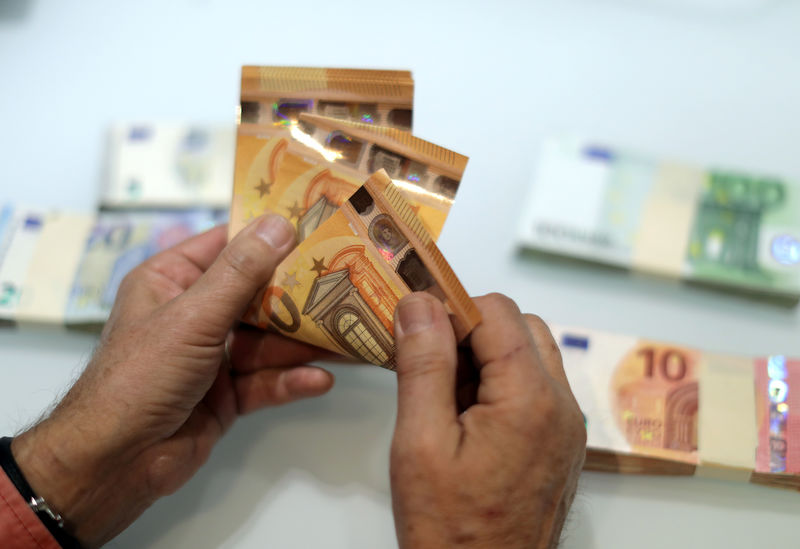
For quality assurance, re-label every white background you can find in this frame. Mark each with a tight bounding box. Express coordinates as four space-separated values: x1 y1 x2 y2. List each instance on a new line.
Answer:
2 0 800 547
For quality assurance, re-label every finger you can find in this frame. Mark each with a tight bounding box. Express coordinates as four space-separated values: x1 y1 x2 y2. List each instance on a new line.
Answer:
175 214 296 340
202 364 238 433
229 328 340 373
234 365 334 414
469 294 547 405
143 225 229 290
393 292 460 439
455 349 481 412
523 314 569 387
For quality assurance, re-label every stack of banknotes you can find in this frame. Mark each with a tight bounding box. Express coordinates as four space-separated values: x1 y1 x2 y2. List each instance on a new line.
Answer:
102 123 235 209
517 138 800 301
555 323 800 490
0 206 226 328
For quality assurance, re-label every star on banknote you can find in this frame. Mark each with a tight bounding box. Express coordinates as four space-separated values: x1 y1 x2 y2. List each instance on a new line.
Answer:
280 271 301 292
255 178 272 198
310 257 327 277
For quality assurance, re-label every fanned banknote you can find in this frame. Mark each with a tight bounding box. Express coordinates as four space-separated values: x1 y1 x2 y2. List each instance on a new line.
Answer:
231 66 417 240
238 66 414 130
518 138 800 300
240 170 480 370
554 322 800 490
230 113 467 241
65 209 228 327
102 123 236 209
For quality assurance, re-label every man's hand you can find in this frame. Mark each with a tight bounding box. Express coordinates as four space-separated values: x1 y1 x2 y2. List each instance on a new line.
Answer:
11 214 335 548
390 293 586 549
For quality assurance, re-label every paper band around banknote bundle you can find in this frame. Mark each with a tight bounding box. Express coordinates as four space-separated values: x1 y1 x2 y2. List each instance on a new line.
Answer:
695 355 756 482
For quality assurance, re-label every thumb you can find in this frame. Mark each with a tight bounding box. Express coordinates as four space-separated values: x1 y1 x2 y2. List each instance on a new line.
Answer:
177 213 296 339
393 293 459 439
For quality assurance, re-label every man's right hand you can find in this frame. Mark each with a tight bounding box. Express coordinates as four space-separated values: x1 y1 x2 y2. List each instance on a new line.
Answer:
390 293 586 549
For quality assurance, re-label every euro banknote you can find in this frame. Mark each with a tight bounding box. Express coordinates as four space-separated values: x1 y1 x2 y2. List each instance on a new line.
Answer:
518 138 800 300
230 113 467 242
102 124 236 209
0 205 226 328
231 66 417 241
238 66 414 131
240 170 480 370
65 209 228 327
554 322 800 489
0 207 94 326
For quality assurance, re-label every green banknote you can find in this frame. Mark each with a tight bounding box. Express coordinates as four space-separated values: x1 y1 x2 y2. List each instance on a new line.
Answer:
687 172 800 295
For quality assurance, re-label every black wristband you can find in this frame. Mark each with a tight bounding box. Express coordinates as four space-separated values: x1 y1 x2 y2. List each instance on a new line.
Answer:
0 437 83 549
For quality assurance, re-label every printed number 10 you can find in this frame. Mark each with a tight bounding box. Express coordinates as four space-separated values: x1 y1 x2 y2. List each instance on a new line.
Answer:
639 347 687 381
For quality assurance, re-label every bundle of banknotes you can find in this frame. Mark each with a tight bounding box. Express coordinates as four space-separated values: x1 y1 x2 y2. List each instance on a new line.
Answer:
228 66 478 368
0 205 226 328
517 138 800 301
102 123 235 209
556 323 800 490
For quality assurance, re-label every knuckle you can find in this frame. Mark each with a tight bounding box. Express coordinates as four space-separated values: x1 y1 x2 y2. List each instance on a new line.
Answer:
481 292 520 314
392 429 441 465
523 313 546 329
118 265 144 293
397 347 450 374
219 242 265 283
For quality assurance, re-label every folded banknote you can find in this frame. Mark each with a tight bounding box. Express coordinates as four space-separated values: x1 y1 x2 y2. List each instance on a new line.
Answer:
518 138 800 301
231 113 467 242
240 170 480 370
230 67 426 241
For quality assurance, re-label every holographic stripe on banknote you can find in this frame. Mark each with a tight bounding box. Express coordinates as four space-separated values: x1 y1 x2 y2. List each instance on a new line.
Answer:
755 355 800 474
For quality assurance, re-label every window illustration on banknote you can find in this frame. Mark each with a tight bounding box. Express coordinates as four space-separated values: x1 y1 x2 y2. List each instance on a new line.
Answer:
300 183 447 367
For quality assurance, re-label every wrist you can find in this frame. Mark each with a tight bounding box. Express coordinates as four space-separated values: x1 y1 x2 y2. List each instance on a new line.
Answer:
11 419 147 548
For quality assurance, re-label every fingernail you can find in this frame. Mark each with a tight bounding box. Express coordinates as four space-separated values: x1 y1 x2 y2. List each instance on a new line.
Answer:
256 214 294 249
396 294 433 336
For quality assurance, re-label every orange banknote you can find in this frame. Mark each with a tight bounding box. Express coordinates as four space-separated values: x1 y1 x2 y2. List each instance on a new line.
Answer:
242 170 480 370
230 112 467 241
555 327 700 465
231 66 418 240
239 66 414 130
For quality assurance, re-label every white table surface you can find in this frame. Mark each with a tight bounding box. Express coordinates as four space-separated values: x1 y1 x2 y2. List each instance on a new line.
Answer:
2 0 800 547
